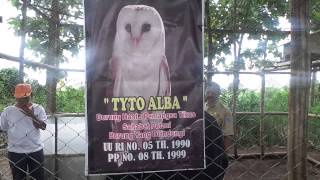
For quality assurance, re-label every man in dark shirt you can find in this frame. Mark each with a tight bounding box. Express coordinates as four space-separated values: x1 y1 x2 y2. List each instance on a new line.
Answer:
126 112 228 180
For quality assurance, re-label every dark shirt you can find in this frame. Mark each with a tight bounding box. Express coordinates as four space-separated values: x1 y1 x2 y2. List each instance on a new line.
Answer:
108 112 228 180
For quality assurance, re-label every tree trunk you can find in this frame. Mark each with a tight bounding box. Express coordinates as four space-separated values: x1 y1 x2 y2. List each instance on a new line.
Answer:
18 0 28 83
287 0 310 179
46 0 60 113
205 0 213 82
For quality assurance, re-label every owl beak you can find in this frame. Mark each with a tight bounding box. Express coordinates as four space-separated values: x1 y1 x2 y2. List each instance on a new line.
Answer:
132 37 140 47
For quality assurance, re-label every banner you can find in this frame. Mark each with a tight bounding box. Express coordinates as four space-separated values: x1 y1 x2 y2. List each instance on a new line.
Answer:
85 0 204 175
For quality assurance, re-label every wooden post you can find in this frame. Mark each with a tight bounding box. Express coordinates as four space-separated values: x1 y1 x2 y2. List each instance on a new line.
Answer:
287 0 310 179
260 72 266 158
232 0 239 158
310 70 316 107
232 72 239 158
54 115 59 180
18 0 28 83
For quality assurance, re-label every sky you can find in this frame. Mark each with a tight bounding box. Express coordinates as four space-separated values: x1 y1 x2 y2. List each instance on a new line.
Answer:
0 0 85 87
0 0 294 90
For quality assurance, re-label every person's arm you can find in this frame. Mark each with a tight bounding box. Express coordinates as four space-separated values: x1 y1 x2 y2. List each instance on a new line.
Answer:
18 104 46 130
36 105 47 130
0 110 9 132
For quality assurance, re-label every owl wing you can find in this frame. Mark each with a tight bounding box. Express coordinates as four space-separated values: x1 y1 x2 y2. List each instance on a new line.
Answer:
157 55 171 96
110 56 122 97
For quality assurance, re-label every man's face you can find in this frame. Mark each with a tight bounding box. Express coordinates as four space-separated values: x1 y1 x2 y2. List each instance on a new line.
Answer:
205 90 219 103
16 96 31 105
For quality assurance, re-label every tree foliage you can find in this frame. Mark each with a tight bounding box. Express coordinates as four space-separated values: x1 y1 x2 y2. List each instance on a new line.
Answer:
205 0 288 71
8 0 84 112
57 86 84 113
8 0 84 62
311 0 320 31
0 68 84 113
0 68 19 110
206 0 320 72
238 89 260 112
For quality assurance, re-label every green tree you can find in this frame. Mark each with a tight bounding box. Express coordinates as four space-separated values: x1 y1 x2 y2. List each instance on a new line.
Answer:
27 79 47 107
205 0 233 78
311 0 320 31
57 86 84 113
237 89 260 112
0 68 84 113
8 0 84 113
0 68 19 110
265 87 289 112
206 0 320 72
0 68 47 110
205 0 288 72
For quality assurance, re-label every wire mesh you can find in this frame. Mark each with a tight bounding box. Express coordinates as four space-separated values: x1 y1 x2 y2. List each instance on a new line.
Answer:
0 0 319 178
0 84 320 179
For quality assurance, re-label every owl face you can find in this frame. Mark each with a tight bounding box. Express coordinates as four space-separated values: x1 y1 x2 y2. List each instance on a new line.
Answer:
114 5 165 55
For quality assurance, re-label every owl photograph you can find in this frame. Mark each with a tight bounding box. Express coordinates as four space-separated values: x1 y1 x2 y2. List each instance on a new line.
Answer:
111 5 171 104
85 0 203 175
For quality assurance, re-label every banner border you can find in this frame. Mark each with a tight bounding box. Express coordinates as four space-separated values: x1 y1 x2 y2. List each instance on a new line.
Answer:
84 0 206 175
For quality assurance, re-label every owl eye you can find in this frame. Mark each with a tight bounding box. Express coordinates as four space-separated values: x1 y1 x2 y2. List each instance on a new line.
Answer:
125 24 131 33
141 23 151 33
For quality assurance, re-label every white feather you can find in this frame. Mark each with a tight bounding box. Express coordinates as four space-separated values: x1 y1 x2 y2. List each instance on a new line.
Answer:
112 5 170 102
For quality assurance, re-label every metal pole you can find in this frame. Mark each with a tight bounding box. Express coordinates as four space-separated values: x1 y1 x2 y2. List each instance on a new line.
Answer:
54 115 59 179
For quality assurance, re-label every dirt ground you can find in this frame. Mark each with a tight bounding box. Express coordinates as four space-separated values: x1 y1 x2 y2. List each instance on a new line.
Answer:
225 159 320 180
0 157 12 180
224 147 320 180
0 149 320 180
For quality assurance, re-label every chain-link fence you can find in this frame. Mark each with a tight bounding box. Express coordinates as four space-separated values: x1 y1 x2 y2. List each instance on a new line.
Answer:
1 64 320 179
1 108 320 179
1 0 319 178
0 71 320 180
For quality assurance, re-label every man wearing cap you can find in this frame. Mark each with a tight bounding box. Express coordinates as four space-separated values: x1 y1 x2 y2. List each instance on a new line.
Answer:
0 83 47 180
205 82 234 151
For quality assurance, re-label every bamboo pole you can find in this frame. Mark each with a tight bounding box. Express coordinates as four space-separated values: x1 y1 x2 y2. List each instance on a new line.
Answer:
307 156 320 168
232 72 239 158
230 152 287 160
260 73 266 158
2 54 297 75
45 112 320 119
307 114 320 118
210 71 292 75
209 28 291 36
310 70 316 106
0 53 84 72
44 112 320 117
232 0 239 158
54 116 59 179
237 112 288 115
287 0 310 179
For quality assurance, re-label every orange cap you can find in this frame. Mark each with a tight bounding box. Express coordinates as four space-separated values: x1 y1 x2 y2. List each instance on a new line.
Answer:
14 83 32 98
